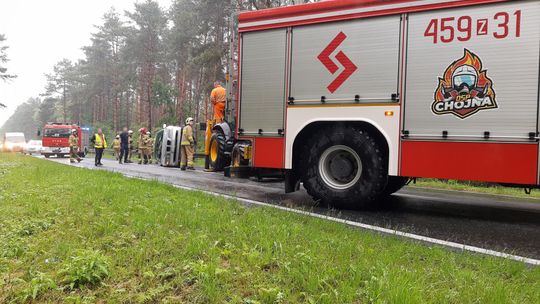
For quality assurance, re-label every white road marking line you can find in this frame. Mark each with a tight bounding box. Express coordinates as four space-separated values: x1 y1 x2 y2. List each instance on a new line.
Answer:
120 173 540 267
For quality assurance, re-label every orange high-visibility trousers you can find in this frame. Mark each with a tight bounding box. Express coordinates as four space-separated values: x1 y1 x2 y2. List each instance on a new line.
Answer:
214 102 225 123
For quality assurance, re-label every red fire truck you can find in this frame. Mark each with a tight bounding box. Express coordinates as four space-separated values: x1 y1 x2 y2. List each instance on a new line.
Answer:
40 123 90 158
205 0 540 207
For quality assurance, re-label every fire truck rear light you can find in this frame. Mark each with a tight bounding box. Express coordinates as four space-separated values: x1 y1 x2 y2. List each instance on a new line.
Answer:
384 111 394 117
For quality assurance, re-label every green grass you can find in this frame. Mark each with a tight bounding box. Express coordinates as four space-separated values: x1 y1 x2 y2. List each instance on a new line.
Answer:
414 179 540 199
0 154 539 303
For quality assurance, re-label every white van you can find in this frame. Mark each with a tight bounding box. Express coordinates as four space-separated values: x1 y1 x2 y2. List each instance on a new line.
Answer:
3 132 26 152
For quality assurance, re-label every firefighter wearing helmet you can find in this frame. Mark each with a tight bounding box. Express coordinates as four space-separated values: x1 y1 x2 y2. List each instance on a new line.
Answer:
68 128 82 163
138 127 149 165
180 117 195 170
112 135 121 161
452 64 478 94
145 131 154 164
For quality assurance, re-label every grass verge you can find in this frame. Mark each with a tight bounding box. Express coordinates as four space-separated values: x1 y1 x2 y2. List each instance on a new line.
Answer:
414 179 540 199
0 154 538 303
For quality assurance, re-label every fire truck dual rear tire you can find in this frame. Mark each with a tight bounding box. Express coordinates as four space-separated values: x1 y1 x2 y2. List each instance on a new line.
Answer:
300 126 387 208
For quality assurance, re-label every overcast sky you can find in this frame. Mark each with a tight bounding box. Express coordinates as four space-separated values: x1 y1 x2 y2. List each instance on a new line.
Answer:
0 0 172 127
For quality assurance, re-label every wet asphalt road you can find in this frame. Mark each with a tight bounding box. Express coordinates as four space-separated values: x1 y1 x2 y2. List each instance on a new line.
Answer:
44 156 540 260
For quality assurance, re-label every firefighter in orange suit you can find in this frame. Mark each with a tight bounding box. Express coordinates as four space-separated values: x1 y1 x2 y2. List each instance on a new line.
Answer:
210 81 226 123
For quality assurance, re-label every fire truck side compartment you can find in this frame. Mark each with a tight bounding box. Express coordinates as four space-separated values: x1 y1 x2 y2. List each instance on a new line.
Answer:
290 15 401 104
239 29 287 136
403 1 540 140
401 1 540 184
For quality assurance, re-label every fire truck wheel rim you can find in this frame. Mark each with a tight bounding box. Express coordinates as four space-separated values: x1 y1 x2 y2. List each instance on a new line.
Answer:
318 145 362 190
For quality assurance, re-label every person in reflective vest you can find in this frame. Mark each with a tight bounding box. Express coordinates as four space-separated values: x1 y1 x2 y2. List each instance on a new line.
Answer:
210 81 226 123
69 129 82 163
91 128 107 167
180 117 195 170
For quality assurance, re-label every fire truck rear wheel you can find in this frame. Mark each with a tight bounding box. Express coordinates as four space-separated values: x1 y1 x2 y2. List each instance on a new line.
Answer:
301 127 387 208
209 131 228 171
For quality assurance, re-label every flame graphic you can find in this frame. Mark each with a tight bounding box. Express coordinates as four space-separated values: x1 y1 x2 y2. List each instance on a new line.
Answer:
435 49 495 104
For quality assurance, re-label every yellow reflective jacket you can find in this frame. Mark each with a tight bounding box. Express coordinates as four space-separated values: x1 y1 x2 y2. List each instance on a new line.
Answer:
181 125 194 146
94 134 107 149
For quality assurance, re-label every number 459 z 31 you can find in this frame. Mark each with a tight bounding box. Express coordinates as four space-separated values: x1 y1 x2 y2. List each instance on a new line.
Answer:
424 10 522 44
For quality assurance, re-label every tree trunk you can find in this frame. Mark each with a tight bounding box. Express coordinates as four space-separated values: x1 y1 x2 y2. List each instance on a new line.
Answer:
176 68 187 125
147 84 152 131
113 94 119 132
62 80 67 123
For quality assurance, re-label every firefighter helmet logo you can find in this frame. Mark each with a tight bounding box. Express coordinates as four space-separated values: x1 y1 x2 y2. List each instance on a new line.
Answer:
318 32 358 93
432 49 497 119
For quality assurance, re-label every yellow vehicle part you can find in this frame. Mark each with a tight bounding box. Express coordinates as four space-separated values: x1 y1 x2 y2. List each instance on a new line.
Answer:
204 119 214 156
244 146 252 160
210 138 219 162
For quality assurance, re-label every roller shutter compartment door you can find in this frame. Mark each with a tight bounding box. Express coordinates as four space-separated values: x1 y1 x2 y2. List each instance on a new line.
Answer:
403 0 540 141
239 29 287 136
